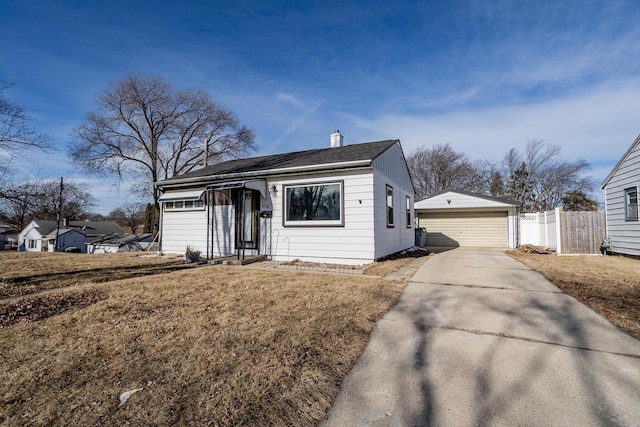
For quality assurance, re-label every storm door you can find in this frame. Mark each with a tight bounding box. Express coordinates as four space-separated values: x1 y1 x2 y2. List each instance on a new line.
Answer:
235 189 259 250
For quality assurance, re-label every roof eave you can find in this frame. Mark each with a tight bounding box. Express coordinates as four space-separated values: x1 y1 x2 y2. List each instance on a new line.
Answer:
155 159 372 187
602 134 640 189
417 188 520 207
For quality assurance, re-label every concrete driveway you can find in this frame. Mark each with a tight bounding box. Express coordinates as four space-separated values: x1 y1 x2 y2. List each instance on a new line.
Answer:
322 248 640 426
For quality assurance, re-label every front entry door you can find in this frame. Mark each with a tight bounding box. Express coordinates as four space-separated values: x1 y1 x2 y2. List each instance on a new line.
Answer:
235 189 259 250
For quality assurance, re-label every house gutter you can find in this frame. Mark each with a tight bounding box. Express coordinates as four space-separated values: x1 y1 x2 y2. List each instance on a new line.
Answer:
154 159 372 188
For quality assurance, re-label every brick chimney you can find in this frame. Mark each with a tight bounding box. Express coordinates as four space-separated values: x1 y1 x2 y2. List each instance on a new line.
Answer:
330 130 343 148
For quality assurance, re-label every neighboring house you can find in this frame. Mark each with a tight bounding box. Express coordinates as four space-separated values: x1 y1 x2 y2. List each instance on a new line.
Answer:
155 131 415 265
602 134 640 256
87 233 154 253
41 228 87 252
18 219 125 253
0 223 18 250
414 189 519 248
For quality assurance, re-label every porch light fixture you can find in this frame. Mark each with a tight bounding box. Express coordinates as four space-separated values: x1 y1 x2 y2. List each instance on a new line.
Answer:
270 184 278 197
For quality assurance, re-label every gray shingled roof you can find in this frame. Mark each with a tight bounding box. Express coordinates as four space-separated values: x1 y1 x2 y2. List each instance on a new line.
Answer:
33 220 125 237
86 233 153 245
157 140 399 185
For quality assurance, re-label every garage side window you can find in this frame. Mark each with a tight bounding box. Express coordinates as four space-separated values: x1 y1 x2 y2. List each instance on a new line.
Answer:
406 196 411 228
625 187 638 221
387 185 394 227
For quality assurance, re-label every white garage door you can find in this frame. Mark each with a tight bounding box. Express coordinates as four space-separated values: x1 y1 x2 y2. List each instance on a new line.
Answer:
418 211 508 247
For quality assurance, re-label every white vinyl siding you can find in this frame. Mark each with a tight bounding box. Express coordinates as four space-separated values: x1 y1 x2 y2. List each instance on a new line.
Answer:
268 170 376 264
418 211 508 247
161 207 209 254
372 169 415 259
372 142 413 190
603 138 640 255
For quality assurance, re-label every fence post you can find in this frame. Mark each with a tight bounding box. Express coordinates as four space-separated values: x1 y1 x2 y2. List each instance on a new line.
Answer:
543 212 547 248
555 207 563 254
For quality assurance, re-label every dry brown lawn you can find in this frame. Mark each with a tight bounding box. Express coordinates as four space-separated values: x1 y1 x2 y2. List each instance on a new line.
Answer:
0 252 189 300
508 251 640 339
0 252 409 426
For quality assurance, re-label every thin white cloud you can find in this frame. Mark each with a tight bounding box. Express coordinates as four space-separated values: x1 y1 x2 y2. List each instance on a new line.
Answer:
350 79 640 187
277 93 305 108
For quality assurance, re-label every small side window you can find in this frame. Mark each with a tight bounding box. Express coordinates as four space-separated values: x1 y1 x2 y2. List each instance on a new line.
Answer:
386 185 394 227
406 196 411 228
625 187 638 221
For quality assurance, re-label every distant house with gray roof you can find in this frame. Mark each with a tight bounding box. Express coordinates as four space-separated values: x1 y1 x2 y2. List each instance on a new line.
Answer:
18 219 125 253
86 233 154 253
155 131 415 264
0 223 18 250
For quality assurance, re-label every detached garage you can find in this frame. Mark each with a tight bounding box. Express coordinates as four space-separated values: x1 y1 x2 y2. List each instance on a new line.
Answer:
415 189 519 248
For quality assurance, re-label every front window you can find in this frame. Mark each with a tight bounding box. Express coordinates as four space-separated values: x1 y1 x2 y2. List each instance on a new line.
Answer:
625 187 638 221
387 185 394 227
284 182 343 226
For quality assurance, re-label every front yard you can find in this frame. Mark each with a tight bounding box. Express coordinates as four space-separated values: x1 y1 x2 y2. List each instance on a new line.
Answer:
0 252 413 426
508 251 640 339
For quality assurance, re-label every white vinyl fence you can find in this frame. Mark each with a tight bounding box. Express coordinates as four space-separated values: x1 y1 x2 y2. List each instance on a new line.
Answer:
519 208 606 254
519 209 559 251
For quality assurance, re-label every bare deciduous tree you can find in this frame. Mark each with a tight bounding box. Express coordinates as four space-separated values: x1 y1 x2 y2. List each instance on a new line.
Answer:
407 143 482 199
109 202 146 233
0 82 53 201
0 178 95 230
502 140 594 212
69 74 256 220
0 82 52 156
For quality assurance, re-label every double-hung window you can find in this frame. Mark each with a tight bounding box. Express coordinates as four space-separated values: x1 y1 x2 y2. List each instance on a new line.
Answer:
625 187 638 221
284 181 343 226
406 196 412 228
386 185 394 227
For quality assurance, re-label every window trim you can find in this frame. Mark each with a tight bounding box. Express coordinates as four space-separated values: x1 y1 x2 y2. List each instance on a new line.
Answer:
283 180 344 227
386 184 394 228
406 195 412 228
624 187 638 221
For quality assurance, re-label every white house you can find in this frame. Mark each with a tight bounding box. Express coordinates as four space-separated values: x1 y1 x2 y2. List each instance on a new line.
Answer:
155 132 415 265
18 219 125 253
602 134 640 255
414 189 519 248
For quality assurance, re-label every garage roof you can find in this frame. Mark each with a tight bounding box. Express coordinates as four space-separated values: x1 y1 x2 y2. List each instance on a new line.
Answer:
415 189 519 210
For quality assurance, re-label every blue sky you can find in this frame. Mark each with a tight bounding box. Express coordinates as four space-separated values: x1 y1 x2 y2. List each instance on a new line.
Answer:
1 0 639 213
